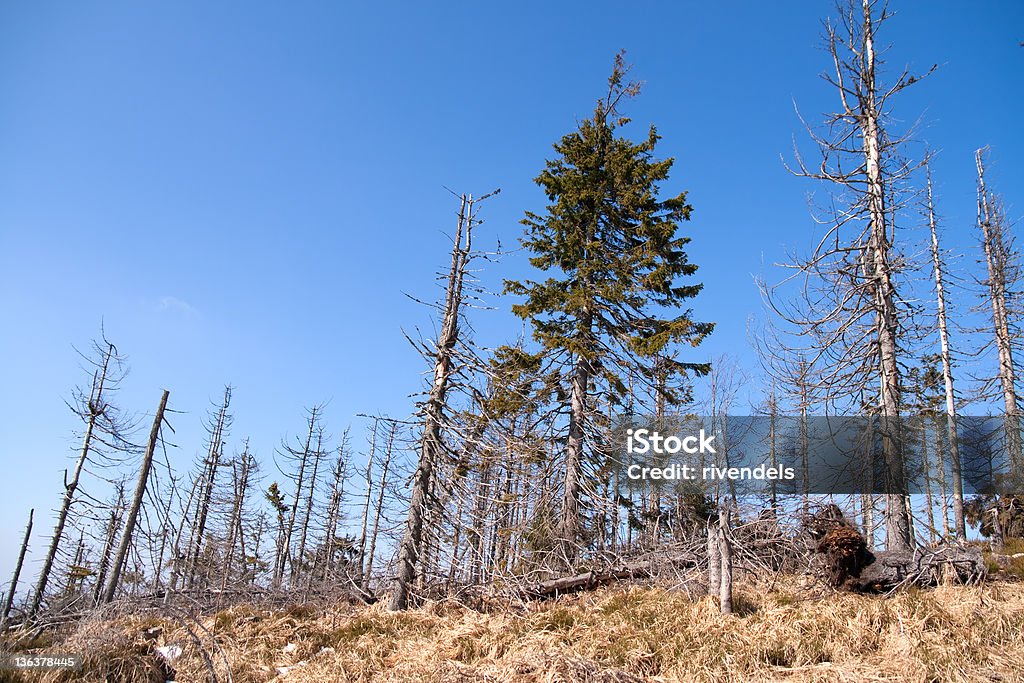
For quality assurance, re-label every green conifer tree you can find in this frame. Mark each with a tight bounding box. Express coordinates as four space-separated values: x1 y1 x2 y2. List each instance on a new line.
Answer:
505 52 713 564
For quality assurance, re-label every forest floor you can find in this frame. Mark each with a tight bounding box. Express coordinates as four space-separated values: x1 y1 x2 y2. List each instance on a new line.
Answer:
4 576 1024 683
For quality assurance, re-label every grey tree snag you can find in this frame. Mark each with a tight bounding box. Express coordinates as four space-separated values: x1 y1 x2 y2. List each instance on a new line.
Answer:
276 404 319 586
357 419 378 580
856 0 912 553
30 341 115 616
976 149 1022 473
296 426 325 580
561 341 591 565
390 190 495 611
102 389 169 603
363 421 395 590
774 0 927 553
222 441 253 591
92 483 126 605
2 509 33 626
707 522 720 599
926 167 966 540
718 515 733 615
185 386 232 588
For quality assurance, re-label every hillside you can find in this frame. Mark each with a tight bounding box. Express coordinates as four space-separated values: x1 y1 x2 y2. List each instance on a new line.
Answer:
5 581 1024 683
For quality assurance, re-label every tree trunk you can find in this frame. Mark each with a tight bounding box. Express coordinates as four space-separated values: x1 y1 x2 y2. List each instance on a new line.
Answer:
707 522 720 598
277 405 317 585
186 387 231 588
30 343 114 615
858 0 911 553
561 350 590 565
296 430 324 581
718 515 733 615
977 149 1022 473
222 443 252 591
357 420 377 581
391 192 483 611
926 170 966 539
2 509 33 626
92 484 125 605
102 390 168 603
363 422 394 590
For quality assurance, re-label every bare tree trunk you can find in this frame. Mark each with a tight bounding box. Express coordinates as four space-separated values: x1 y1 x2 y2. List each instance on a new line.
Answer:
2 509 33 626
30 342 115 615
321 450 347 584
718 514 733 615
357 420 377 581
363 422 395 590
186 386 232 588
277 405 318 585
222 443 252 591
927 169 966 539
977 149 1022 473
852 0 911 553
167 472 201 596
296 429 324 580
390 191 492 611
92 483 126 605
707 522 720 599
102 390 168 603
152 478 177 593
561 350 589 566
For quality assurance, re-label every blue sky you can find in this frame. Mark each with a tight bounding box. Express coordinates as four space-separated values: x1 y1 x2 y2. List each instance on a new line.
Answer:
1 2 1022 583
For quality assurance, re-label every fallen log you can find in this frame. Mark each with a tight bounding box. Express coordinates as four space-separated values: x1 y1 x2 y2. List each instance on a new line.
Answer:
526 553 698 599
845 545 986 592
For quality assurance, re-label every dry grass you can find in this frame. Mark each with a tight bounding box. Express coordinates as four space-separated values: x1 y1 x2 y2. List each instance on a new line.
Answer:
7 581 1024 682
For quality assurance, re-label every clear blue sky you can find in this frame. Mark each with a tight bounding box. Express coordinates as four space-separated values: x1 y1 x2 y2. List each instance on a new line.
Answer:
1 2 1021 583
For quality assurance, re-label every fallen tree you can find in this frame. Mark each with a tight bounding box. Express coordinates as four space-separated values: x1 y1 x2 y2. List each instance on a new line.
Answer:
525 551 700 599
805 505 986 592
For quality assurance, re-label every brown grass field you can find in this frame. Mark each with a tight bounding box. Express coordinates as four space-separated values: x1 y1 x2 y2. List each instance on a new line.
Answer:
4 578 1024 683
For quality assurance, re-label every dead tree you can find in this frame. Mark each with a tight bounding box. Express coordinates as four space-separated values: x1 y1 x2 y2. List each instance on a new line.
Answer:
926 165 967 539
770 0 935 552
180 386 232 589
91 482 126 605
976 149 1023 474
707 522 720 599
295 423 326 580
2 509 34 626
718 513 733 615
356 420 378 580
390 189 498 611
221 441 256 590
31 337 132 616
101 389 169 603
271 406 321 586
321 437 349 584
363 420 395 590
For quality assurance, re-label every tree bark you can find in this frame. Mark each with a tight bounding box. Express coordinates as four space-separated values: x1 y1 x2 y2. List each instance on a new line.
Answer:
2 509 33 626
561 350 590 565
363 422 394 590
927 169 966 539
102 389 168 603
707 523 720 599
391 193 481 611
718 515 733 614
30 343 114 615
977 149 1022 474
857 0 911 553
186 386 231 588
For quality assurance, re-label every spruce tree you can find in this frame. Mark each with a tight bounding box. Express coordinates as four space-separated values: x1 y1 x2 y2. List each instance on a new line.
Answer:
505 52 712 564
